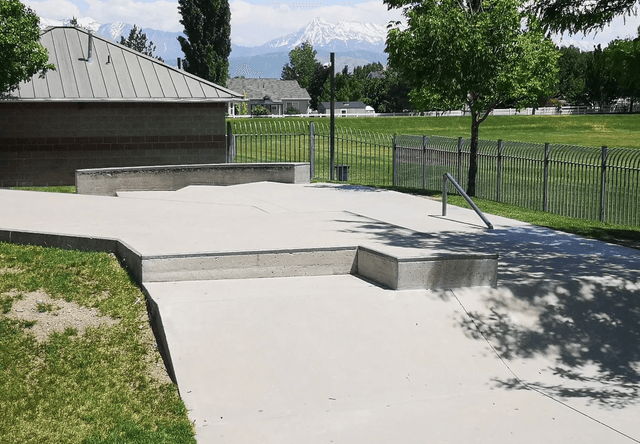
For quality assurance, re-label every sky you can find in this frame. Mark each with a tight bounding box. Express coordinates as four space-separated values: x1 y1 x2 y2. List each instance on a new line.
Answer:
22 0 640 48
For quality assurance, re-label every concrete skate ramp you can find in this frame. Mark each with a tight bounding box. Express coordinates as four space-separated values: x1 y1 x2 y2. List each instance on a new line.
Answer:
144 275 640 443
1 182 640 443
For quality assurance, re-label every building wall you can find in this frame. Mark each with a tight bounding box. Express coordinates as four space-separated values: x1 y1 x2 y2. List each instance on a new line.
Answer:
0 102 227 187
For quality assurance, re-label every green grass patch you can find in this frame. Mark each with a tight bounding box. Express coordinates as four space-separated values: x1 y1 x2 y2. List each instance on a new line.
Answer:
0 243 195 444
234 114 640 149
10 186 77 193
386 185 640 249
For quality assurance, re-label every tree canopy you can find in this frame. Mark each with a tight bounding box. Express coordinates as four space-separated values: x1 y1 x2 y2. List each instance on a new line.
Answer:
281 42 319 90
530 0 639 34
119 25 163 62
0 0 55 94
178 0 231 86
385 0 558 195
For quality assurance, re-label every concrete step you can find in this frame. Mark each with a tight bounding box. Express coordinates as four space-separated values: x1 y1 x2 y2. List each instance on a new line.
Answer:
140 246 498 290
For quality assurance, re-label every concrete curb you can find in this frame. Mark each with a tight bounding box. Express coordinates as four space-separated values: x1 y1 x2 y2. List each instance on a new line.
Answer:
76 163 311 196
0 229 498 291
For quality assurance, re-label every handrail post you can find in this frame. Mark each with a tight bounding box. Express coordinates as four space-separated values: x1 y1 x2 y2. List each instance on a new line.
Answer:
442 173 493 229
442 174 448 216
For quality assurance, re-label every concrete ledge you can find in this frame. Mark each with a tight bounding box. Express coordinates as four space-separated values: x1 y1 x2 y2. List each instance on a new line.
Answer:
1 230 498 290
356 246 498 290
76 163 311 196
141 247 359 283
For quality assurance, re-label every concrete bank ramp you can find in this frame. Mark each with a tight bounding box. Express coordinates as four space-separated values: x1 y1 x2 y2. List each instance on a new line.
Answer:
143 275 637 443
2 182 639 443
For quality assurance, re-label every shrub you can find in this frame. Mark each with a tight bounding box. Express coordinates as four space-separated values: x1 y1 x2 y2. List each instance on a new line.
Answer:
251 105 269 116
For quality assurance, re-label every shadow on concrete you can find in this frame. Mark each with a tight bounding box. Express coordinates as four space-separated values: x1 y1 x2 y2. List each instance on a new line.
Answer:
310 184 387 193
336 218 640 408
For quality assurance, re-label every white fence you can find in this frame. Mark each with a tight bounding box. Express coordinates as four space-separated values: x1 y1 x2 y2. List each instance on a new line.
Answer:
227 102 640 119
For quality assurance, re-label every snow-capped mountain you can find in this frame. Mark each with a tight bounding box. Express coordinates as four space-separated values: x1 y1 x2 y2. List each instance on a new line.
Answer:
228 18 389 77
232 18 387 58
37 16 389 77
266 18 387 51
39 16 101 32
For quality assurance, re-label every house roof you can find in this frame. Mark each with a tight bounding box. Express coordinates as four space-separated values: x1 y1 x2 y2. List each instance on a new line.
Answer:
6 27 242 102
227 78 310 102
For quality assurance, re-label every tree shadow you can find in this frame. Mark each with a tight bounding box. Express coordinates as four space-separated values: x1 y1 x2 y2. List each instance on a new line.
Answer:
335 217 640 408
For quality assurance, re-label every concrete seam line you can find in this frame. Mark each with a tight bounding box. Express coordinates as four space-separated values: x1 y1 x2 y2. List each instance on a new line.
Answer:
447 289 640 444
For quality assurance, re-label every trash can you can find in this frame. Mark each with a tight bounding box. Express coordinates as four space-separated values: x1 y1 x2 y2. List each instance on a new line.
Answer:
335 165 350 181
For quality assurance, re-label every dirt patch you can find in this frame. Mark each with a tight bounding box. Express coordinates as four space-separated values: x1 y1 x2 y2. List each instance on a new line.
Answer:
3 289 172 385
5 290 120 342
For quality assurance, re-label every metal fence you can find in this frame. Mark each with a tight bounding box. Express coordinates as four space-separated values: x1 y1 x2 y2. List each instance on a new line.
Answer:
227 120 640 226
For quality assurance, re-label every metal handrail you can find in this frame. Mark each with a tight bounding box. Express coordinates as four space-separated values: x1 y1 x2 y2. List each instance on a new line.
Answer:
442 173 494 229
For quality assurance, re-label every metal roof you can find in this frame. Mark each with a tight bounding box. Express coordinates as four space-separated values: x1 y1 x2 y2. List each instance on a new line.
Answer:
6 27 242 102
227 78 310 102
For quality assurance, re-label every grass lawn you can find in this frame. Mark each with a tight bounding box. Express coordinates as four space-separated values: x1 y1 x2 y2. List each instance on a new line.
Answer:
237 114 640 149
384 186 640 250
0 243 195 444
9 186 77 193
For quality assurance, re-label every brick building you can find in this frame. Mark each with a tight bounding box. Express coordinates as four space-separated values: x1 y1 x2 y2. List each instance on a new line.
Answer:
0 27 242 187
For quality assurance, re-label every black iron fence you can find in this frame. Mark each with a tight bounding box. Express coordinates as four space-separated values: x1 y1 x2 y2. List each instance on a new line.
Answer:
227 120 640 226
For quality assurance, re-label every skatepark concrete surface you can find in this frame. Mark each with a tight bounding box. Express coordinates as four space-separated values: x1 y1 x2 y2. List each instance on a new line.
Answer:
1 182 640 443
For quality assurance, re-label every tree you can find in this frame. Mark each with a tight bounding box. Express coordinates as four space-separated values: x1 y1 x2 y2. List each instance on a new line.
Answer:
583 44 618 110
530 0 639 34
119 25 164 62
557 46 589 105
281 42 318 90
0 0 55 94
606 35 640 112
385 0 558 196
178 0 231 86
362 67 412 113
307 63 330 110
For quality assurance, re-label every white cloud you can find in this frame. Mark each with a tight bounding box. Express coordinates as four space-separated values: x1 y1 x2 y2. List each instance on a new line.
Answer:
25 0 636 49
22 0 82 20
24 0 182 31
553 15 639 50
230 0 403 46
83 0 182 31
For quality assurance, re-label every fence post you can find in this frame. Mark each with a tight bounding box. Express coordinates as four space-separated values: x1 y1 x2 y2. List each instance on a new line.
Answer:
457 137 463 186
422 135 427 190
543 143 550 212
226 121 233 163
309 122 315 180
393 134 398 187
600 146 608 222
496 139 502 202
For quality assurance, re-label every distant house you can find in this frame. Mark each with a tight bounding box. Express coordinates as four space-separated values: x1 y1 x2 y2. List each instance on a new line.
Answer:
0 26 242 187
318 101 375 116
227 78 310 115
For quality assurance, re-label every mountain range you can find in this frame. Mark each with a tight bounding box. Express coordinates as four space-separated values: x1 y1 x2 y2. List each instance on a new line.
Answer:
39 17 389 78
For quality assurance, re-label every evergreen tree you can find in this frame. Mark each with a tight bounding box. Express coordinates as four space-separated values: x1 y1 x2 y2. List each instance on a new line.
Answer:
178 0 231 86
119 25 163 62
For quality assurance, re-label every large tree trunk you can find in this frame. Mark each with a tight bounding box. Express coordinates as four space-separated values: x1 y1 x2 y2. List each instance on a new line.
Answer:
467 112 480 196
